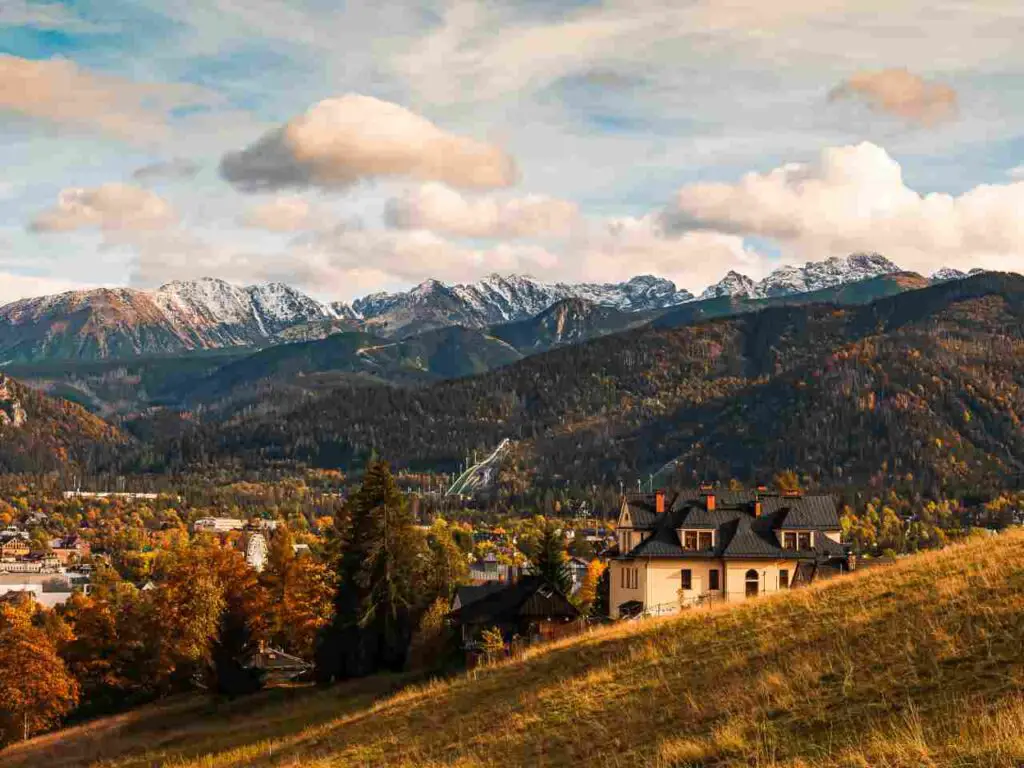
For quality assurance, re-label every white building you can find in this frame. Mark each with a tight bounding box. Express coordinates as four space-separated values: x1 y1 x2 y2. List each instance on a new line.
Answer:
193 517 245 533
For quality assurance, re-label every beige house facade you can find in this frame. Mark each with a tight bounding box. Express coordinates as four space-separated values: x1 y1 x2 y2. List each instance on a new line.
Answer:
609 488 849 618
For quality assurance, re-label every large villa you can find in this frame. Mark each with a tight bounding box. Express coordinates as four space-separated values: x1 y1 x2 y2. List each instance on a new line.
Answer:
609 487 850 618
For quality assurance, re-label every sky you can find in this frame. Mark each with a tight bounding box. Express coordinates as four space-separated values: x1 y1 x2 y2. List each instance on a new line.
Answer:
1 0 1023 304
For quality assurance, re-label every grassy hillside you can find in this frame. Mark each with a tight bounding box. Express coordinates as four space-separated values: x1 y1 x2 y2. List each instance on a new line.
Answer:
6 529 1024 767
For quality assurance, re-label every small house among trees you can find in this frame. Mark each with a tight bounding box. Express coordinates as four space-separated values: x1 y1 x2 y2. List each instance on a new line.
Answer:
448 575 580 653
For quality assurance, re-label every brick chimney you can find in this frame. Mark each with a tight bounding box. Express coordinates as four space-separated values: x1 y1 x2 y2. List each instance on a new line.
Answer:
655 489 666 514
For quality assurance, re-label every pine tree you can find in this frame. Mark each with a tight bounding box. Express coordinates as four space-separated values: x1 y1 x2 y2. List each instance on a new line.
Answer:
531 524 572 595
316 460 427 683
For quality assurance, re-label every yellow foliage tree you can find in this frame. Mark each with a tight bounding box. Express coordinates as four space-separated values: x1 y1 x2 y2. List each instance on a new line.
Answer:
0 601 79 745
576 559 608 616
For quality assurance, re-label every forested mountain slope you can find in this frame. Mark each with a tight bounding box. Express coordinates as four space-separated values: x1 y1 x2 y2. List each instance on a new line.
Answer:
0 374 127 473
144 273 1024 494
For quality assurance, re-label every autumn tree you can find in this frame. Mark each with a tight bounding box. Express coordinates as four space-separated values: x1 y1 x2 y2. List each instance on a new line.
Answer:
774 470 801 492
480 626 506 665
279 553 335 660
205 542 270 696
406 596 456 674
259 525 296 648
142 543 226 693
0 599 79 746
576 559 608 616
423 518 470 602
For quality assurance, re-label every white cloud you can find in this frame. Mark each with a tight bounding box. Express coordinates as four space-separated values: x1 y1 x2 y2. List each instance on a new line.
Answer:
0 55 216 141
662 141 1024 274
1009 166 1024 180
30 184 177 232
220 94 518 192
123 225 560 300
574 214 768 291
385 183 580 238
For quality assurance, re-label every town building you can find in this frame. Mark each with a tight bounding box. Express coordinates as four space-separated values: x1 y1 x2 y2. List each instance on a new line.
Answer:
193 517 245 533
0 529 30 559
49 535 91 565
0 572 76 607
0 554 61 574
609 487 849 618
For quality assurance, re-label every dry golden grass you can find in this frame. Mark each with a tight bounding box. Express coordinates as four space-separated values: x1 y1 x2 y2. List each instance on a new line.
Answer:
5 530 1024 767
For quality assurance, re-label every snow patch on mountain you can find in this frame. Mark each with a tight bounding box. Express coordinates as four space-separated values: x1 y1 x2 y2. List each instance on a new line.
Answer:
699 271 759 300
697 253 902 300
355 273 694 335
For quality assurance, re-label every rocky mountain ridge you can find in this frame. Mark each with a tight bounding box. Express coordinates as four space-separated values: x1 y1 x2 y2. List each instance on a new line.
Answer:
0 255 981 362
698 253 903 300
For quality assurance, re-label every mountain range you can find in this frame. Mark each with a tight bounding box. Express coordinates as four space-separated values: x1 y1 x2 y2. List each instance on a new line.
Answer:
154 271 1024 494
0 253 968 364
4 269 1023 498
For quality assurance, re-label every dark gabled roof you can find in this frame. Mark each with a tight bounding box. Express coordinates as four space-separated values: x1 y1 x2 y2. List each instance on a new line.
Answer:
771 495 842 528
623 501 659 528
449 576 579 626
452 583 506 610
619 490 844 562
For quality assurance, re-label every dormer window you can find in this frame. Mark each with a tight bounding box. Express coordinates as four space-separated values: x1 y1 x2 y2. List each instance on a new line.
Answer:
780 531 814 550
680 530 714 550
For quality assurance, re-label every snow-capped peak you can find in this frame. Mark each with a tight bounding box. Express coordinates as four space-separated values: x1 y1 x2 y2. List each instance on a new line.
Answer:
697 253 903 300
931 267 967 282
699 271 758 300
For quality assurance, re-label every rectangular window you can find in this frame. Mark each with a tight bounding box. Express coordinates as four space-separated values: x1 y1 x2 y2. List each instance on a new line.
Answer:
620 568 626 589
798 532 812 550
709 569 719 590
783 532 797 550
684 531 698 550
779 569 789 589
632 568 639 589
681 569 692 590
698 531 714 550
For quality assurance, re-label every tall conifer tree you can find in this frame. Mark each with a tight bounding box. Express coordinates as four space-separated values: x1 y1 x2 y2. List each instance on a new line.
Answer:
531 524 573 595
316 460 426 683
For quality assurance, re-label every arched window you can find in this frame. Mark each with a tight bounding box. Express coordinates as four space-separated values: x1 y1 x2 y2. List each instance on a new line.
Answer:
745 569 760 597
